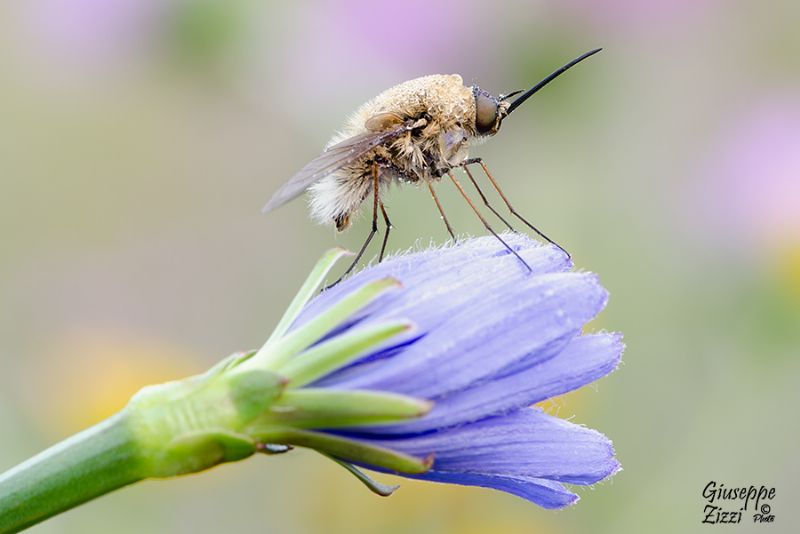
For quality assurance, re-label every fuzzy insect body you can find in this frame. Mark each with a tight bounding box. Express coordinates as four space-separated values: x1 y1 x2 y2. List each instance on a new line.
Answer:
263 49 602 285
309 74 485 230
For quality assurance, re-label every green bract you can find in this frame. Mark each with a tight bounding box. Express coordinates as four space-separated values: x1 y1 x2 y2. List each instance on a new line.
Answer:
129 248 432 478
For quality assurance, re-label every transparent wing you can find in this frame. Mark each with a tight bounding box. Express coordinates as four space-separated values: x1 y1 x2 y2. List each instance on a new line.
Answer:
262 123 411 214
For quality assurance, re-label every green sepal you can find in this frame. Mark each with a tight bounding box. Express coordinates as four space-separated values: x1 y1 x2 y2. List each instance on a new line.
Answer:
152 430 256 478
242 277 402 371
324 454 400 497
279 320 413 387
248 426 432 474
264 247 353 346
202 350 257 377
226 369 287 423
127 366 286 479
267 389 433 428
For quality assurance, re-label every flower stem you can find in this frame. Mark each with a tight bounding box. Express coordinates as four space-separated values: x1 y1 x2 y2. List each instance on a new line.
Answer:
0 412 144 534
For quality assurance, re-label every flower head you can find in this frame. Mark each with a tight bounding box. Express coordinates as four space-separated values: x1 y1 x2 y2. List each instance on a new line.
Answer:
234 233 622 508
0 234 622 533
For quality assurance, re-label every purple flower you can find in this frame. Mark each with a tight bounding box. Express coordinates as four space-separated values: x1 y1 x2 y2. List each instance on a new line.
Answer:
272 234 622 508
0 232 619 532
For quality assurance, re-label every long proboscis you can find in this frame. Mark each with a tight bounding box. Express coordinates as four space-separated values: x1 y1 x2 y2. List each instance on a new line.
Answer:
506 48 602 116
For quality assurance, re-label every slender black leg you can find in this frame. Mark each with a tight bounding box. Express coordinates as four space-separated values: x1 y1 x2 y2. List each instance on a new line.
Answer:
466 158 570 259
378 201 392 262
458 162 516 232
446 171 531 272
426 181 457 243
324 164 380 290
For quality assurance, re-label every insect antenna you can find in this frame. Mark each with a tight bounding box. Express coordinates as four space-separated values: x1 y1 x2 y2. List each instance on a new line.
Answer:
446 171 532 272
324 164 382 290
467 158 570 259
499 89 524 101
427 182 457 243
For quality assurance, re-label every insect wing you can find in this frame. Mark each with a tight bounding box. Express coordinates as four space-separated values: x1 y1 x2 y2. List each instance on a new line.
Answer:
262 123 410 213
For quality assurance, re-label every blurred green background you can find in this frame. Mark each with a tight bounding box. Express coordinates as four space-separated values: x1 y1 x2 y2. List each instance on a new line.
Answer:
1 0 799 532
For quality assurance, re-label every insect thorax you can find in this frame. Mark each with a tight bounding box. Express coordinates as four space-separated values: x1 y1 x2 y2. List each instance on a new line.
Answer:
364 75 476 177
310 75 477 229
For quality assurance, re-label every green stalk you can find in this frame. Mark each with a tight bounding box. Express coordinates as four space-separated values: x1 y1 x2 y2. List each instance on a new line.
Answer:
0 413 144 534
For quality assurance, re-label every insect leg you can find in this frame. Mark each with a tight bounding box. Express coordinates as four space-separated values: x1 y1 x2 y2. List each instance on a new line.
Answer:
468 158 570 260
324 164 381 290
426 181 457 243
378 201 392 263
447 171 531 272
458 162 516 232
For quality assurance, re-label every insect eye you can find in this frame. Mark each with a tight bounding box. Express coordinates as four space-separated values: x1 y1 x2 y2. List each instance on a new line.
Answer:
474 91 499 134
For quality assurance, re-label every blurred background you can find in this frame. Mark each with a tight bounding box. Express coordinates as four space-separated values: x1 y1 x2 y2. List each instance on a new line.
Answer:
1 0 799 532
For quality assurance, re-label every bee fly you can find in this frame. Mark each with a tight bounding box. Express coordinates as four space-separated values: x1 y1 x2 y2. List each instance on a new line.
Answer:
264 48 601 285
